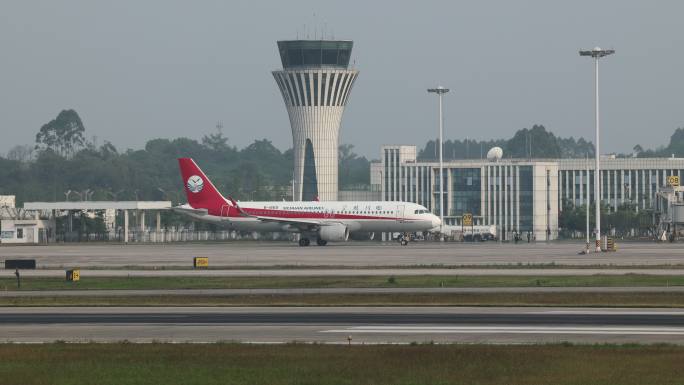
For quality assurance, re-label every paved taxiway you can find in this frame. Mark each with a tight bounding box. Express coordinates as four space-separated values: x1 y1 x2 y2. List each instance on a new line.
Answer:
3 306 684 344
11 268 684 278
3 242 684 269
3 286 684 297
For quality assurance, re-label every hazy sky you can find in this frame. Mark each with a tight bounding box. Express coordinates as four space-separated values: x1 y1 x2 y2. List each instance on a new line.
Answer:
1 0 682 158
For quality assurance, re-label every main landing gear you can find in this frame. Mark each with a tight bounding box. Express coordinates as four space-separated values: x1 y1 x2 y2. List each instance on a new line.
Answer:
398 233 409 246
298 237 328 246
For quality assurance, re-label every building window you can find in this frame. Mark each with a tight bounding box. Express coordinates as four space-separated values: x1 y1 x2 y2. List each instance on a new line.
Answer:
280 74 296 107
335 73 347 106
303 48 321 66
304 73 312 106
452 168 481 217
519 166 533 231
321 73 327 106
313 72 319 107
327 73 336 106
342 73 356 105
302 139 318 201
296 73 306 106
16 228 23 239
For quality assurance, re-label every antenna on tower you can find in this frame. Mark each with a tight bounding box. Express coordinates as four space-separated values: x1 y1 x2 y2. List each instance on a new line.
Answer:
313 12 317 39
216 121 224 135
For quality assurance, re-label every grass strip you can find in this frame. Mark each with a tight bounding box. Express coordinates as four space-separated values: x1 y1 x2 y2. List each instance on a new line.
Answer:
5 274 684 291
3 292 684 307
1 342 684 385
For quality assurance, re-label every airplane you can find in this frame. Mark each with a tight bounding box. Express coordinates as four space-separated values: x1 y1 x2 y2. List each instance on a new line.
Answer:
173 158 441 246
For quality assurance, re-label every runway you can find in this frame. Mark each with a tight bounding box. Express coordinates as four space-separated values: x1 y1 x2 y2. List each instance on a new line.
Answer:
3 242 684 269
3 306 684 344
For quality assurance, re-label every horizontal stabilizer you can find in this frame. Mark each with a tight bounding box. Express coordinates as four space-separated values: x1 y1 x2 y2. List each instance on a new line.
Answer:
171 206 209 216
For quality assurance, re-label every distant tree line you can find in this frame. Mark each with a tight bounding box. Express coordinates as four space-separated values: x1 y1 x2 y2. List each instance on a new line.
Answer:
419 125 595 160
0 109 371 206
418 124 684 161
631 128 684 158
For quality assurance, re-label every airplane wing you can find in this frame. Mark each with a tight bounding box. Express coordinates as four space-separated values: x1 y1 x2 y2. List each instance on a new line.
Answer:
229 198 328 230
250 215 324 229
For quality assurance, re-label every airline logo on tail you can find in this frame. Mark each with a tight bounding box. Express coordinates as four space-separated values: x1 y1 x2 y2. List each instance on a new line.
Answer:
186 175 204 193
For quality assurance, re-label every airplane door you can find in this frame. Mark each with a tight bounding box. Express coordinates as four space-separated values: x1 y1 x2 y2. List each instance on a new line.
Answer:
26 227 34 243
220 205 231 218
396 205 405 222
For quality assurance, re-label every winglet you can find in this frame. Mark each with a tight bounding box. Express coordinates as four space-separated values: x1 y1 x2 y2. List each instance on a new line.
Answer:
228 197 251 217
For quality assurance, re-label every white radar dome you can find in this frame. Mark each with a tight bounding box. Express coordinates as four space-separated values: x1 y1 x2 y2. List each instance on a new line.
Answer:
486 147 503 161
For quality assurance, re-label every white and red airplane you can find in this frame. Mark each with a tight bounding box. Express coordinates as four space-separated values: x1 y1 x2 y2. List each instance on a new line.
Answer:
173 158 441 246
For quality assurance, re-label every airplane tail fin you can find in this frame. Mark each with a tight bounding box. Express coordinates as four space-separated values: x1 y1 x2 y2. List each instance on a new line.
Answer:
177 158 229 211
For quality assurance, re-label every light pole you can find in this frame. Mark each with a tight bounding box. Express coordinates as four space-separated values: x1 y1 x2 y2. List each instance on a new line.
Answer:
579 47 614 252
586 154 590 253
427 85 449 238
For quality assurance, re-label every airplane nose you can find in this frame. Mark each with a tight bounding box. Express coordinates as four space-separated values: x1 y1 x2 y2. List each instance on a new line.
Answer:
431 215 442 228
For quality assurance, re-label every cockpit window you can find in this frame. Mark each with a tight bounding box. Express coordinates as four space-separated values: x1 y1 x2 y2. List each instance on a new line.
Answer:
414 209 429 214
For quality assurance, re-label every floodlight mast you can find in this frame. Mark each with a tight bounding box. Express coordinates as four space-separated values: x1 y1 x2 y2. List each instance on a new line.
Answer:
427 86 449 238
579 47 614 252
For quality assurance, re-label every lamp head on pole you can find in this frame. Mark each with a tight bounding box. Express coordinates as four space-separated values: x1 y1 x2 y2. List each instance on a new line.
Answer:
427 86 450 95
579 47 615 58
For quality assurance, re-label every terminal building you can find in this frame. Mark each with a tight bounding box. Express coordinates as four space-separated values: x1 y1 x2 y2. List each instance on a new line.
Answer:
375 145 684 241
374 146 558 241
273 40 359 201
559 157 684 212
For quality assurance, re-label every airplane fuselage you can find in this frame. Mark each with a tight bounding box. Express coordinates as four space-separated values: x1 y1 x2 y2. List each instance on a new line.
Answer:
175 157 441 245
180 200 439 234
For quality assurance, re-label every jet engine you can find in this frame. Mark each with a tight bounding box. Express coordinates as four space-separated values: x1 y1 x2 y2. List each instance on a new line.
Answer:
318 223 350 242
349 232 376 241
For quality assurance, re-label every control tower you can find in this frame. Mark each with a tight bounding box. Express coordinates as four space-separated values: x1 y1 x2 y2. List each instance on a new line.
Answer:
272 40 358 201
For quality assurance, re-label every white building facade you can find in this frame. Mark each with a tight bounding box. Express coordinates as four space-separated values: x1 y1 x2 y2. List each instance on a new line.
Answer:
273 40 358 201
0 196 53 244
376 145 684 240
559 157 684 211
377 146 559 240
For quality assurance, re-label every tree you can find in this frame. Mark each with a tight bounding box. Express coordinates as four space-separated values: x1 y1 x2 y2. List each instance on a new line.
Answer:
417 125 592 160
505 125 561 158
339 144 370 189
202 124 229 151
35 109 86 158
6 145 34 164
665 127 684 157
